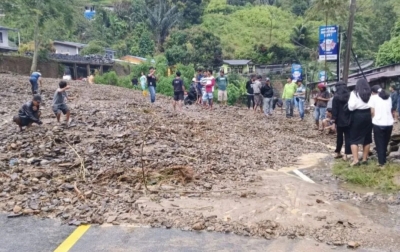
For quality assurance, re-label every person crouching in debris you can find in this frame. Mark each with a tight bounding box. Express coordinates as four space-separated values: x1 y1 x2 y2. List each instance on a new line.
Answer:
13 94 43 131
52 81 72 126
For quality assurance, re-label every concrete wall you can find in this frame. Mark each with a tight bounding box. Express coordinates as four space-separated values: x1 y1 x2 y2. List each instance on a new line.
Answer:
0 30 9 47
0 55 60 78
54 44 78 55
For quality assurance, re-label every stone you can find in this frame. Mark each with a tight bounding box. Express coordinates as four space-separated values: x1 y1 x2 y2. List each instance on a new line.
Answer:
40 160 50 166
13 205 22 213
192 222 205 231
347 241 360 248
107 216 117 223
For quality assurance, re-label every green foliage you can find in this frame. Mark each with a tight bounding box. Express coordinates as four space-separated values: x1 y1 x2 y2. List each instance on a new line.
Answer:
156 75 175 96
94 71 119 85
175 63 195 87
333 160 400 192
80 41 106 55
376 36 400 66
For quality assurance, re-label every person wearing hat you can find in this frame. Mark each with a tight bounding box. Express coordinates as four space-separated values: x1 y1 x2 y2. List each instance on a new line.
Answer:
29 70 42 95
314 83 330 129
13 94 43 131
260 77 274 116
294 79 306 120
216 70 228 106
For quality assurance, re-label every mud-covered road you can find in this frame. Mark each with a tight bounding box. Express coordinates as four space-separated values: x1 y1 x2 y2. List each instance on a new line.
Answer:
0 74 399 251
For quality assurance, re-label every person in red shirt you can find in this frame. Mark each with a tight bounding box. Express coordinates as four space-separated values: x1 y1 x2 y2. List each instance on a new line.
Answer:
201 69 215 110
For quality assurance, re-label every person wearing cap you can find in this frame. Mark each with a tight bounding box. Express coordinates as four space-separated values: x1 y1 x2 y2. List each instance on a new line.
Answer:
314 83 330 129
29 70 42 95
368 85 394 167
216 70 228 106
52 80 72 126
260 77 274 116
294 79 306 120
13 94 43 131
282 77 297 118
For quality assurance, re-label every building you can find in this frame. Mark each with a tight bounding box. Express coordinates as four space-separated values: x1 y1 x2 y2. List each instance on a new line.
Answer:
327 63 400 89
221 60 255 74
0 26 19 52
118 55 156 65
53 41 116 59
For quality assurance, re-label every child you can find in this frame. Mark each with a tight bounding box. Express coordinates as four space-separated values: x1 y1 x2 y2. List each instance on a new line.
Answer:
322 108 336 134
13 94 43 131
52 81 72 126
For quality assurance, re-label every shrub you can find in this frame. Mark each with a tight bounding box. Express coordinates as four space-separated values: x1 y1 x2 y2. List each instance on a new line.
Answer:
94 71 119 85
156 75 175 97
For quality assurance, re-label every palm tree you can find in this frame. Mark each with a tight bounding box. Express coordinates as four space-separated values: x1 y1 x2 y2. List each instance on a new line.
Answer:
145 0 181 52
291 23 312 48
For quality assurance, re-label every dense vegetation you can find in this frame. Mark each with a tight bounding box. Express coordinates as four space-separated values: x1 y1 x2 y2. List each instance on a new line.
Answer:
1 0 400 103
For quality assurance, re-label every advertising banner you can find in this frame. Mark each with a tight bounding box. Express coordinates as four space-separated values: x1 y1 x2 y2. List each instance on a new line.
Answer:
319 26 339 61
319 71 326 82
291 64 302 81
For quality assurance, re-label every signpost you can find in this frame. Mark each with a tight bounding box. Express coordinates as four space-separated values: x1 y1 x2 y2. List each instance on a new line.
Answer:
291 64 302 81
319 25 340 81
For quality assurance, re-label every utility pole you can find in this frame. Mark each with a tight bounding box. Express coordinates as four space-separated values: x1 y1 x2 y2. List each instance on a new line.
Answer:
342 0 356 83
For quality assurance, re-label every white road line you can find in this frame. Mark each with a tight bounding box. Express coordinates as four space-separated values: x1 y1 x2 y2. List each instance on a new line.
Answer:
293 169 315 184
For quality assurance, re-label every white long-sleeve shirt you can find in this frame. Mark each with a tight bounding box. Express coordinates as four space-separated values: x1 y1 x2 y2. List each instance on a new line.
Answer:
348 91 369 111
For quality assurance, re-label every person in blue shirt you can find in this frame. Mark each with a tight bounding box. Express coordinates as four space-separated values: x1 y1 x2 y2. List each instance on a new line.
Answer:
29 70 42 95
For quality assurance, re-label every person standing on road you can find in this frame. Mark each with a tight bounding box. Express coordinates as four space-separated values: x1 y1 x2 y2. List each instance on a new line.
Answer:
314 83 330 129
389 85 398 123
368 85 394 167
253 75 263 113
29 70 42 95
201 70 215 110
331 81 351 161
52 81 72 127
348 79 373 167
282 77 297 118
216 70 228 106
13 94 43 131
172 71 186 111
261 77 274 116
147 67 157 103
294 79 306 121
246 75 255 110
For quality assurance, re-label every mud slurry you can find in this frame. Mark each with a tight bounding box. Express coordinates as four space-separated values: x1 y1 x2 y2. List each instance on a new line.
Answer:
0 74 399 251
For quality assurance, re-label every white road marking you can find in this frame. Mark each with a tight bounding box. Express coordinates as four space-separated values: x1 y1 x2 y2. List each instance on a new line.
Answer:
292 169 315 184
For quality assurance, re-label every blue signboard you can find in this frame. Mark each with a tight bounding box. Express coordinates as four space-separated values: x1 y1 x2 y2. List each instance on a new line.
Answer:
319 25 339 61
84 10 96 20
319 71 326 81
291 64 302 81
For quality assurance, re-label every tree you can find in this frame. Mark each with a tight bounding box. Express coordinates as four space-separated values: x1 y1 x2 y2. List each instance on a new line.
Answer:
80 41 106 55
145 0 181 51
376 36 400 66
1 0 75 72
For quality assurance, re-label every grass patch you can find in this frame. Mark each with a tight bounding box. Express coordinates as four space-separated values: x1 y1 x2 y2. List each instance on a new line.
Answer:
333 160 400 192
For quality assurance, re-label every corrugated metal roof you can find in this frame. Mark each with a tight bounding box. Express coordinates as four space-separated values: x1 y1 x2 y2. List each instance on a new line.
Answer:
54 40 87 48
223 60 251 65
0 26 18 31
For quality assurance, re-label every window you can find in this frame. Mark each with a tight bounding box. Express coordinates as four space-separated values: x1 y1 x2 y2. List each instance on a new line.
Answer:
237 66 243 74
227 68 231 73
0 32 3 44
248 66 254 73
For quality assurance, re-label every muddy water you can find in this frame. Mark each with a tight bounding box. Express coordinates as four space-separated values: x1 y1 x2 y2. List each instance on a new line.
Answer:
293 153 400 233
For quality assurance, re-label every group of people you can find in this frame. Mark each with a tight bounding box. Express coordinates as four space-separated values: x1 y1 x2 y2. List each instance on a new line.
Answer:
331 79 394 167
14 73 73 131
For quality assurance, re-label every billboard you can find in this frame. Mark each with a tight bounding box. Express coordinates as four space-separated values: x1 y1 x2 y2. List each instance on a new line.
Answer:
291 64 302 81
319 26 339 61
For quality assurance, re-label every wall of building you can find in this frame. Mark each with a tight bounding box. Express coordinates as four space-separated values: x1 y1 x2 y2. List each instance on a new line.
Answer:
0 55 61 78
54 44 78 55
0 30 9 47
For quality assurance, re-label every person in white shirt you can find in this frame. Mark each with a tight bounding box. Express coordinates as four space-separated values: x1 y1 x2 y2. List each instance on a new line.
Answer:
347 79 373 166
368 85 394 167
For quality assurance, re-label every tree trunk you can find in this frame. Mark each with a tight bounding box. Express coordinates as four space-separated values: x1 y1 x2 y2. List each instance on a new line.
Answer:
30 15 40 73
342 0 356 83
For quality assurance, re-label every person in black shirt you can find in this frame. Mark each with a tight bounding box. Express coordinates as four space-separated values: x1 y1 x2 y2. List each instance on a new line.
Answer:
147 67 157 103
246 75 256 110
13 94 43 131
172 71 186 111
131 77 138 86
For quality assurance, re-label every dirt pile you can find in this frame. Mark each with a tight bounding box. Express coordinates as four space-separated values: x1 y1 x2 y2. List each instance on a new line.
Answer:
3 73 399 249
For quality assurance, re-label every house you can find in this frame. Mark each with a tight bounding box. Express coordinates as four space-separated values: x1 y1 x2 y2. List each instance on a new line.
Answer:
118 55 156 65
53 40 116 59
222 60 255 74
0 26 19 52
327 63 400 90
